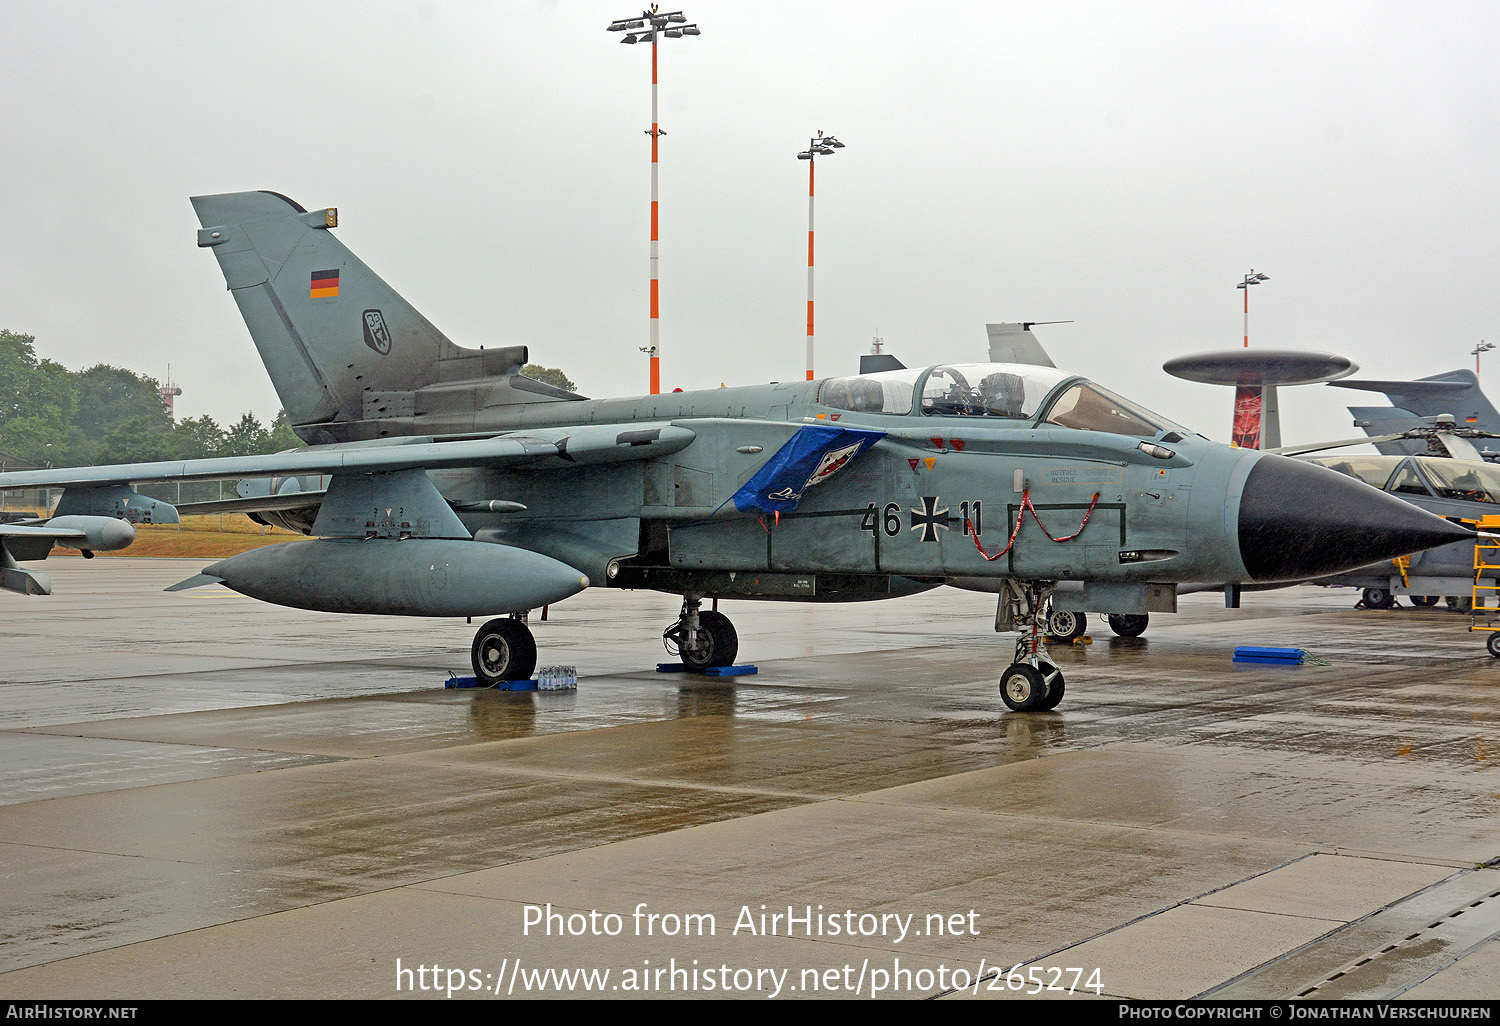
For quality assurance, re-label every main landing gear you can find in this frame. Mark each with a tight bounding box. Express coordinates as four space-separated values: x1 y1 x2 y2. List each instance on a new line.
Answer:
1106 613 1149 637
1043 603 1087 643
1358 590 1446 611
663 593 739 671
999 582 1066 713
468 595 744 684
1044 603 1149 640
471 614 537 685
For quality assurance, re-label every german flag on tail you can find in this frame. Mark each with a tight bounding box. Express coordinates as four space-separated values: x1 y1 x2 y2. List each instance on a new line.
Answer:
309 269 340 299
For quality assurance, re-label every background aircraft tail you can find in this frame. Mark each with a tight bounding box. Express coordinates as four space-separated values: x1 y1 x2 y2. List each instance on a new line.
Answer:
193 191 568 443
986 322 1062 367
1331 369 1500 457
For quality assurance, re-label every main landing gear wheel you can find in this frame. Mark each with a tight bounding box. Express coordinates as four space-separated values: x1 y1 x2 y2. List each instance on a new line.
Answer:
1362 588 1396 610
470 617 537 685
1412 595 1440 607
999 662 1064 712
1044 607 1087 642
1487 633 1500 659
679 610 738 671
1107 613 1149 638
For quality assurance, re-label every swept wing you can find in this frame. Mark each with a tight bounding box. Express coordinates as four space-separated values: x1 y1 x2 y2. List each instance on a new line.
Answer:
0 423 697 492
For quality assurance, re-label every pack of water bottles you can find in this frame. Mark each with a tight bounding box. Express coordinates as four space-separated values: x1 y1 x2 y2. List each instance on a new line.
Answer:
536 665 578 691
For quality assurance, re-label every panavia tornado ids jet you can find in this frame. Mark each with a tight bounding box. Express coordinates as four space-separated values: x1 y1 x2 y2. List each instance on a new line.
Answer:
0 192 1475 711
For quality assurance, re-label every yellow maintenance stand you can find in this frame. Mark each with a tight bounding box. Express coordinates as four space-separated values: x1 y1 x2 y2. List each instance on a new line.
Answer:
1470 514 1500 657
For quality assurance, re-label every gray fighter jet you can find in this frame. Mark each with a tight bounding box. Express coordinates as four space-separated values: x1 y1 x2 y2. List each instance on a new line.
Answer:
1299 452 1499 615
0 192 1474 711
1332 369 1500 459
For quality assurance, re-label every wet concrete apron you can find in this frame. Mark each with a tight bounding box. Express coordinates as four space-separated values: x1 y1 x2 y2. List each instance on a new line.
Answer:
1 559 1497 999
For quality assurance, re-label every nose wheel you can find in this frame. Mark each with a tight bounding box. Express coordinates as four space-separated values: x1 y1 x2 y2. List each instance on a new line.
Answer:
999 661 1065 712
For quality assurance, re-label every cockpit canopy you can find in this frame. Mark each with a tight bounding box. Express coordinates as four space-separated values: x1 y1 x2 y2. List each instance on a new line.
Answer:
1310 454 1500 504
817 362 1183 438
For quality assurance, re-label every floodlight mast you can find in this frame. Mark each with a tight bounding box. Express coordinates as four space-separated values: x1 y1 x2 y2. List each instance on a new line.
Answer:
1473 340 1494 374
1236 269 1269 348
607 8 700 395
797 132 844 381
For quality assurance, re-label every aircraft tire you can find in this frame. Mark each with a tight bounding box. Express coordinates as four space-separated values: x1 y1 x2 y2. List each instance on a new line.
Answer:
999 664 1050 712
471 617 538 684
1037 663 1066 710
1412 595 1440 607
1362 588 1396 610
680 610 738 671
1487 633 1500 659
1044 608 1087 642
1107 613 1149 638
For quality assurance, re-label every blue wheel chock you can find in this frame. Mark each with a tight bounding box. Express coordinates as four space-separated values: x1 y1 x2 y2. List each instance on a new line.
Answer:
656 663 758 676
445 676 538 690
1232 646 1305 666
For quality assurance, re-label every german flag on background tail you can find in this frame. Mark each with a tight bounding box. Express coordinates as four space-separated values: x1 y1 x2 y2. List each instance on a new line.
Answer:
310 269 340 298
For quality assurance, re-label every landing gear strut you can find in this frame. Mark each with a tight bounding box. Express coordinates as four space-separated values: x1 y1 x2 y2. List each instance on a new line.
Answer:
471 614 537 684
998 582 1065 712
664 593 738 671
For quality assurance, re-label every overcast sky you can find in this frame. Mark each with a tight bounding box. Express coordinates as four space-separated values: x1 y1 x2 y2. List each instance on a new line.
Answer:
3 1 1497 447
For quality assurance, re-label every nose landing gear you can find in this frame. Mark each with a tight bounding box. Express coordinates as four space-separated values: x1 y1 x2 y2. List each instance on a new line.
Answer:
999 582 1065 712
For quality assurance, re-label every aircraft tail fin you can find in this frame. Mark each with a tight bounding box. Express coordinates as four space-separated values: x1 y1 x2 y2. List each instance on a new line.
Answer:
986 322 1060 367
859 353 906 373
1332 369 1500 439
192 191 553 443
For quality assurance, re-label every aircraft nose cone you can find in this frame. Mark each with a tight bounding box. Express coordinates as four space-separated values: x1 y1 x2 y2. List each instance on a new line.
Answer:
1237 454 1475 582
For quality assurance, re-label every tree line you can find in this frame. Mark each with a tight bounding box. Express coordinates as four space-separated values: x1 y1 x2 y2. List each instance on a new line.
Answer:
0 329 581 475
0 329 301 470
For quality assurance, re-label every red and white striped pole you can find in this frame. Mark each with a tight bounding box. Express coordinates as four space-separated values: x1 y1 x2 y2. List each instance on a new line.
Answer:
1232 270 1269 448
805 155 815 381
649 38 661 394
1473 341 1494 373
1238 269 1267 348
607 10 699 396
798 133 843 382
1242 282 1249 348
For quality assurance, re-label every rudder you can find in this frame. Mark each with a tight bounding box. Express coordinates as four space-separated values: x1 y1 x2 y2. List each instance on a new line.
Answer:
192 191 527 441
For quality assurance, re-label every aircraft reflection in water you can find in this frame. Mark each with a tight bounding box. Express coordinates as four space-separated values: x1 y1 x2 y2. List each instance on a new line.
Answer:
0 192 1473 711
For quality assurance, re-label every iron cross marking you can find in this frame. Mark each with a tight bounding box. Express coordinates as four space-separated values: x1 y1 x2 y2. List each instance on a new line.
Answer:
909 495 951 542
